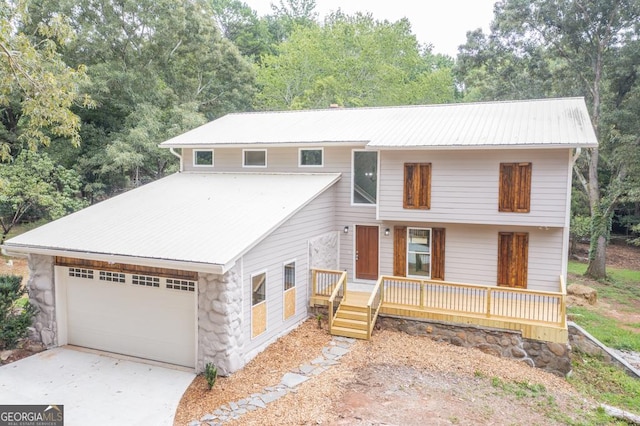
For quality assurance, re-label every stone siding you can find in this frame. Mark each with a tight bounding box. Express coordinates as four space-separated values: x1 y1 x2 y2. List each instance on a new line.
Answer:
308 231 339 270
379 317 571 377
26 254 57 347
198 265 244 375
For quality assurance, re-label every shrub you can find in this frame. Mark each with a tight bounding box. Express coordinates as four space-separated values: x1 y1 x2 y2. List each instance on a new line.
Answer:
0 275 37 350
204 362 218 390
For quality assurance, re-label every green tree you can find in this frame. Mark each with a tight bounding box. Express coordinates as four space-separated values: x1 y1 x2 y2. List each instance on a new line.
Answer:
27 0 256 197
0 0 93 161
256 12 456 110
457 0 640 279
0 150 87 244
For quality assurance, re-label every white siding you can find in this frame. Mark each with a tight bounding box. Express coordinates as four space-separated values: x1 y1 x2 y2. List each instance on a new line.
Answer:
240 186 336 359
378 223 564 293
378 149 571 227
182 147 568 290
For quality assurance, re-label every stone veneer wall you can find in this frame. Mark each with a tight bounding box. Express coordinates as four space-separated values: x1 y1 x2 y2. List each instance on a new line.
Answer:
379 317 572 377
198 264 244 375
26 254 57 347
308 231 339 270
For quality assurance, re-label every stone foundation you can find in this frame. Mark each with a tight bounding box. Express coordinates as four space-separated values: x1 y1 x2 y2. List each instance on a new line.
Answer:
379 317 571 377
26 254 57 347
198 265 244 375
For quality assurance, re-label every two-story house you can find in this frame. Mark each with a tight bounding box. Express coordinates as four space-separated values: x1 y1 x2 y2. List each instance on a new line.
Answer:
3 98 598 375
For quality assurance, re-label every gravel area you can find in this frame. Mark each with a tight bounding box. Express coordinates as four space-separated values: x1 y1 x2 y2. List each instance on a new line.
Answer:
175 320 595 426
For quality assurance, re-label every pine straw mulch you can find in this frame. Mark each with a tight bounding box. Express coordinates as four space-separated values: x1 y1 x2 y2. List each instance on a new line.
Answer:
174 321 581 426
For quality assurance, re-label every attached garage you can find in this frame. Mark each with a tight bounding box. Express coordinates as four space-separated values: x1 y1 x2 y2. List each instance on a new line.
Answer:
56 258 197 368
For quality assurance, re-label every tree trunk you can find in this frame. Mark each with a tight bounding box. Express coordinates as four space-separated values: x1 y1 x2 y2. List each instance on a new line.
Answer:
586 234 607 278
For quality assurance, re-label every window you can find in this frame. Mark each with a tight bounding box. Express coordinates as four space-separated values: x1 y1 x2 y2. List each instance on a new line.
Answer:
497 232 529 288
499 163 531 213
69 268 94 279
352 150 378 205
166 279 196 292
283 262 295 291
404 163 431 209
132 275 160 287
394 226 445 280
193 150 214 167
243 149 267 167
407 228 431 278
299 148 323 167
252 272 266 305
99 271 125 283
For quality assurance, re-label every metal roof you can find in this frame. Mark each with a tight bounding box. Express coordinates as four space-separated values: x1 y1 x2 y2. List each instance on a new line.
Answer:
159 98 598 149
3 173 341 273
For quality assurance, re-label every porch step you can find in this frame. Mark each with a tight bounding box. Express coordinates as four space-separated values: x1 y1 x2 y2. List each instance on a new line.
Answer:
333 317 368 331
330 302 371 340
329 325 368 340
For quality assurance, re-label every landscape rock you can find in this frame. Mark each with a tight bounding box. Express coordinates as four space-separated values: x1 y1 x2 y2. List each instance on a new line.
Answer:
567 284 597 305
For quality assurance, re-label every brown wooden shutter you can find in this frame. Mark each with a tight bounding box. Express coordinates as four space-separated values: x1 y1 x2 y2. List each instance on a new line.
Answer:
419 163 431 209
497 232 528 288
499 163 516 212
431 228 445 280
393 226 407 276
404 164 417 208
513 232 529 287
404 163 431 209
515 163 531 213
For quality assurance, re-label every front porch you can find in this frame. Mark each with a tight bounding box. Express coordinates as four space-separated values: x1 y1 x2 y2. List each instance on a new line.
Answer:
310 269 568 344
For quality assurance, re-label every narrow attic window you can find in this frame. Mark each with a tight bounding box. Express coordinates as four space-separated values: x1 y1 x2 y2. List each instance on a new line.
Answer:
243 149 267 167
299 148 323 167
193 150 214 167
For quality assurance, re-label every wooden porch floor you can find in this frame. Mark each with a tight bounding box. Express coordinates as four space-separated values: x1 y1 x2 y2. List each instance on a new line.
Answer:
313 285 568 344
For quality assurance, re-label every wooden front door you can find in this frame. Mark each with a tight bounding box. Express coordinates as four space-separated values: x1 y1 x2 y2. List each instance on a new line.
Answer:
355 225 379 280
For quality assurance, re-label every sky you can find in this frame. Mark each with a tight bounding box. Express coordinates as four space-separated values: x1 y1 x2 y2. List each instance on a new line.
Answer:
241 0 498 57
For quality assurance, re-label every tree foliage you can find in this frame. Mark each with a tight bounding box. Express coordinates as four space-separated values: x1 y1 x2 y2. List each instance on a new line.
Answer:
0 150 86 243
0 0 93 161
256 12 456 110
0 274 36 350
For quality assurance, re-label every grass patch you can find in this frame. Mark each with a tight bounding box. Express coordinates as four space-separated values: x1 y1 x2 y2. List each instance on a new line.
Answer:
490 377 547 399
568 260 640 307
568 306 640 351
568 260 587 275
569 353 640 416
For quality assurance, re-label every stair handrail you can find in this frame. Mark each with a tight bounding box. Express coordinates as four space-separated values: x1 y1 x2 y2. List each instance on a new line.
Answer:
366 276 384 339
327 271 347 334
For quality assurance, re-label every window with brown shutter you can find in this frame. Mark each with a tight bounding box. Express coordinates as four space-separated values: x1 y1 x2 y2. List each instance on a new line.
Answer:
499 163 531 213
497 232 528 288
404 163 431 209
393 226 445 279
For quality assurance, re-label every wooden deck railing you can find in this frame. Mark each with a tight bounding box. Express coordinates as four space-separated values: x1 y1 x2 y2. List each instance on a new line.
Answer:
378 275 567 327
366 278 383 339
312 268 346 299
327 271 347 334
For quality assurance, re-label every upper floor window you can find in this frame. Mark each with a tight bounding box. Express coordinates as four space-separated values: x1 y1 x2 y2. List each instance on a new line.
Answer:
193 150 214 167
499 163 531 213
352 150 378 205
243 149 267 167
404 163 431 209
299 148 323 167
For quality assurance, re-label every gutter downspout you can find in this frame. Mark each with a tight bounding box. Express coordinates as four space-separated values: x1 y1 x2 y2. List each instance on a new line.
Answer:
169 147 183 172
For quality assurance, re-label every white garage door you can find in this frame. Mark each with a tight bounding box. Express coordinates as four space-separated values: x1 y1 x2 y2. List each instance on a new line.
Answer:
63 267 196 368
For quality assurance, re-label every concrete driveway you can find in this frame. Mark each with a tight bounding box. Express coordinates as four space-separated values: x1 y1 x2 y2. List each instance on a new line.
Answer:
0 346 195 426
